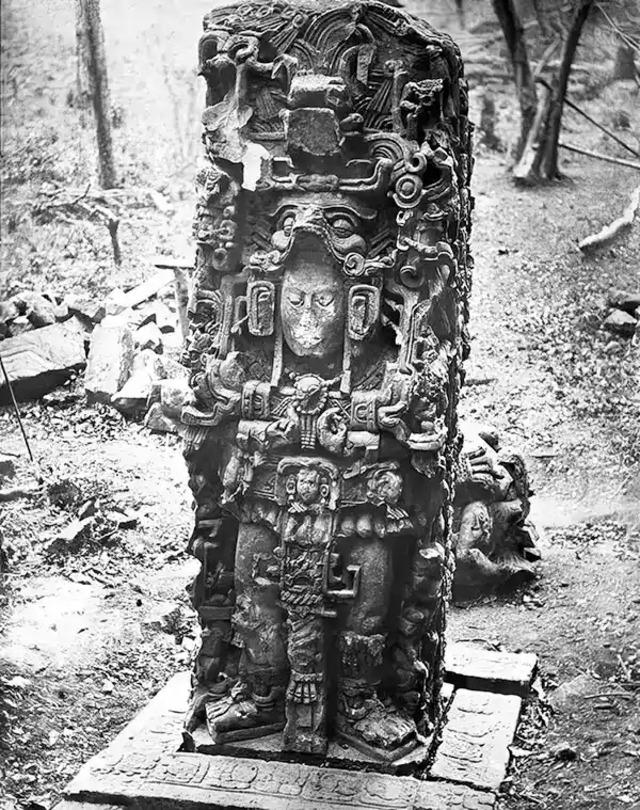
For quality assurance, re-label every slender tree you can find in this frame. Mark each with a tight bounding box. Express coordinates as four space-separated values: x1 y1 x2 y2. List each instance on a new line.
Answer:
490 0 538 159
492 0 596 183
75 0 116 188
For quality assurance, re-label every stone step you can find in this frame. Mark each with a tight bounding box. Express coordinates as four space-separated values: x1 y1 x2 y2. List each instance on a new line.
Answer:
445 642 538 697
430 688 523 791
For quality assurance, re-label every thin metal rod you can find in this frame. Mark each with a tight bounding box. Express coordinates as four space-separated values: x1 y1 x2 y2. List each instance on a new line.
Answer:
559 141 640 171
0 353 35 463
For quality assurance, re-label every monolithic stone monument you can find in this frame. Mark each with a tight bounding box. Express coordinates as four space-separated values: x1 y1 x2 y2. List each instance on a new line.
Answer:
181 0 473 762
57 6 539 809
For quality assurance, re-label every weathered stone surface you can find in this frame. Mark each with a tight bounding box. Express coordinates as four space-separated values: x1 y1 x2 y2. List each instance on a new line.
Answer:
144 401 182 434
0 322 86 401
85 323 134 404
153 300 176 333
445 643 537 697
111 349 163 413
430 689 522 791
65 294 106 324
63 674 494 810
160 378 192 417
603 309 637 336
135 321 163 352
0 454 16 480
453 423 539 600
608 288 640 314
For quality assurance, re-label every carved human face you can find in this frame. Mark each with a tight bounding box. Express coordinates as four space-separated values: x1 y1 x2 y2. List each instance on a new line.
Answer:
296 469 321 505
281 252 344 358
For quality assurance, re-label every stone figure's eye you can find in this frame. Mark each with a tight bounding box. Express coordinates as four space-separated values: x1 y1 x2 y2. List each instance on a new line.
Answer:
281 214 295 236
314 291 335 307
287 289 304 306
329 216 354 238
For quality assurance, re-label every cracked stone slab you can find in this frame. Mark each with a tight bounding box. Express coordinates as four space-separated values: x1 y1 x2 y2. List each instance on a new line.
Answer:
62 673 494 810
430 688 522 791
445 643 538 697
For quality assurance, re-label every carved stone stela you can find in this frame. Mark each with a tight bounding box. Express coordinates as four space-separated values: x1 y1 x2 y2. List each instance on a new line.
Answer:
182 0 473 764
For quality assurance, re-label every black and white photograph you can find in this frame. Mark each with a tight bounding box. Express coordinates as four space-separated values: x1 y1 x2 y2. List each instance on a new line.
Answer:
1 1 639 809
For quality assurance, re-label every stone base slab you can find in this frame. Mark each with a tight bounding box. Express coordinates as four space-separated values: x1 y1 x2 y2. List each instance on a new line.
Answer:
445 643 537 697
59 645 536 810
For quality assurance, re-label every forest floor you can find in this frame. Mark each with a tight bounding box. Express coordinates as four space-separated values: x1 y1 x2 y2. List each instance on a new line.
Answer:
1 1 640 810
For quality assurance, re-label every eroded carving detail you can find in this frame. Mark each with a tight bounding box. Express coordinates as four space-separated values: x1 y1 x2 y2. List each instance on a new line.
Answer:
183 0 473 761
453 422 541 600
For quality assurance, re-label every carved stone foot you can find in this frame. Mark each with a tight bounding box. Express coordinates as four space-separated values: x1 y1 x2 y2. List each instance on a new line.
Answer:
335 680 418 762
205 683 285 744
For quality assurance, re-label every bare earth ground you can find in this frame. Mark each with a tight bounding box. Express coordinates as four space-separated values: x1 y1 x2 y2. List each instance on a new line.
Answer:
1 1 640 809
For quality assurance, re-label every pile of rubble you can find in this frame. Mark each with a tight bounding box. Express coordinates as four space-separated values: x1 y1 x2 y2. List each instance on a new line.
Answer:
603 288 640 337
0 264 192 435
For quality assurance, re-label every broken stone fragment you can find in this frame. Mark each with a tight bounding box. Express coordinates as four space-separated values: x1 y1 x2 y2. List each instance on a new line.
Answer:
104 509 138 529
13 291 58 329
144 401 183 434
0 322 87 402
65 295 106 324
135 321 163 352
53 301 69 321
160 378 193 417
0 300 20 337
45 517 94 557
85 322 135 404
603 308 638 336
8 315 34 336
0 455 16 481
153 300 176 333
111 349 164 413
608 288 640 314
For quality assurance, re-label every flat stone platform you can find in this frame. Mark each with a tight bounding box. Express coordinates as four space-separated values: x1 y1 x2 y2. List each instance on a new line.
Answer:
56 643 536 810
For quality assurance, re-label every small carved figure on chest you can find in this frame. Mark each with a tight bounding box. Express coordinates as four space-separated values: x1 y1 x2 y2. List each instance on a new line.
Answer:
182 0 473 763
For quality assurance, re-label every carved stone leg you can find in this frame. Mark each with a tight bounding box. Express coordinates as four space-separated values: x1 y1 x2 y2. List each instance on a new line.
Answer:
335 536 417 761
184 435 238 732
205 521 288 743
387 504 450 736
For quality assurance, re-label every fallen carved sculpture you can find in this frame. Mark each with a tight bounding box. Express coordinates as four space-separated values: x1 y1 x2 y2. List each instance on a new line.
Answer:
453 422 540 601
181 0 474 763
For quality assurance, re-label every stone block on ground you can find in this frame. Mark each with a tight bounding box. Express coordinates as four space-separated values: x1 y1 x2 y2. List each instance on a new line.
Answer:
135 321 163 352
608 288 640 314
85 323 134 404
0 322 86 401
63 673 495 810
445 643 537 697
430 689 522 791
65 295 106 324
603 309 637 336
111 350 164 413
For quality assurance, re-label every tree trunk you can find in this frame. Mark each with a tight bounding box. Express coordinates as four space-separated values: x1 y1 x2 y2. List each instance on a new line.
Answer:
491 0 537 160
613 43 636 80
75 0 116 188
538 0 594 179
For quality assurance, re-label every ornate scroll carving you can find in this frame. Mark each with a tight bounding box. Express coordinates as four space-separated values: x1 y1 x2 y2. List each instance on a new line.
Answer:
183 0 473 761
